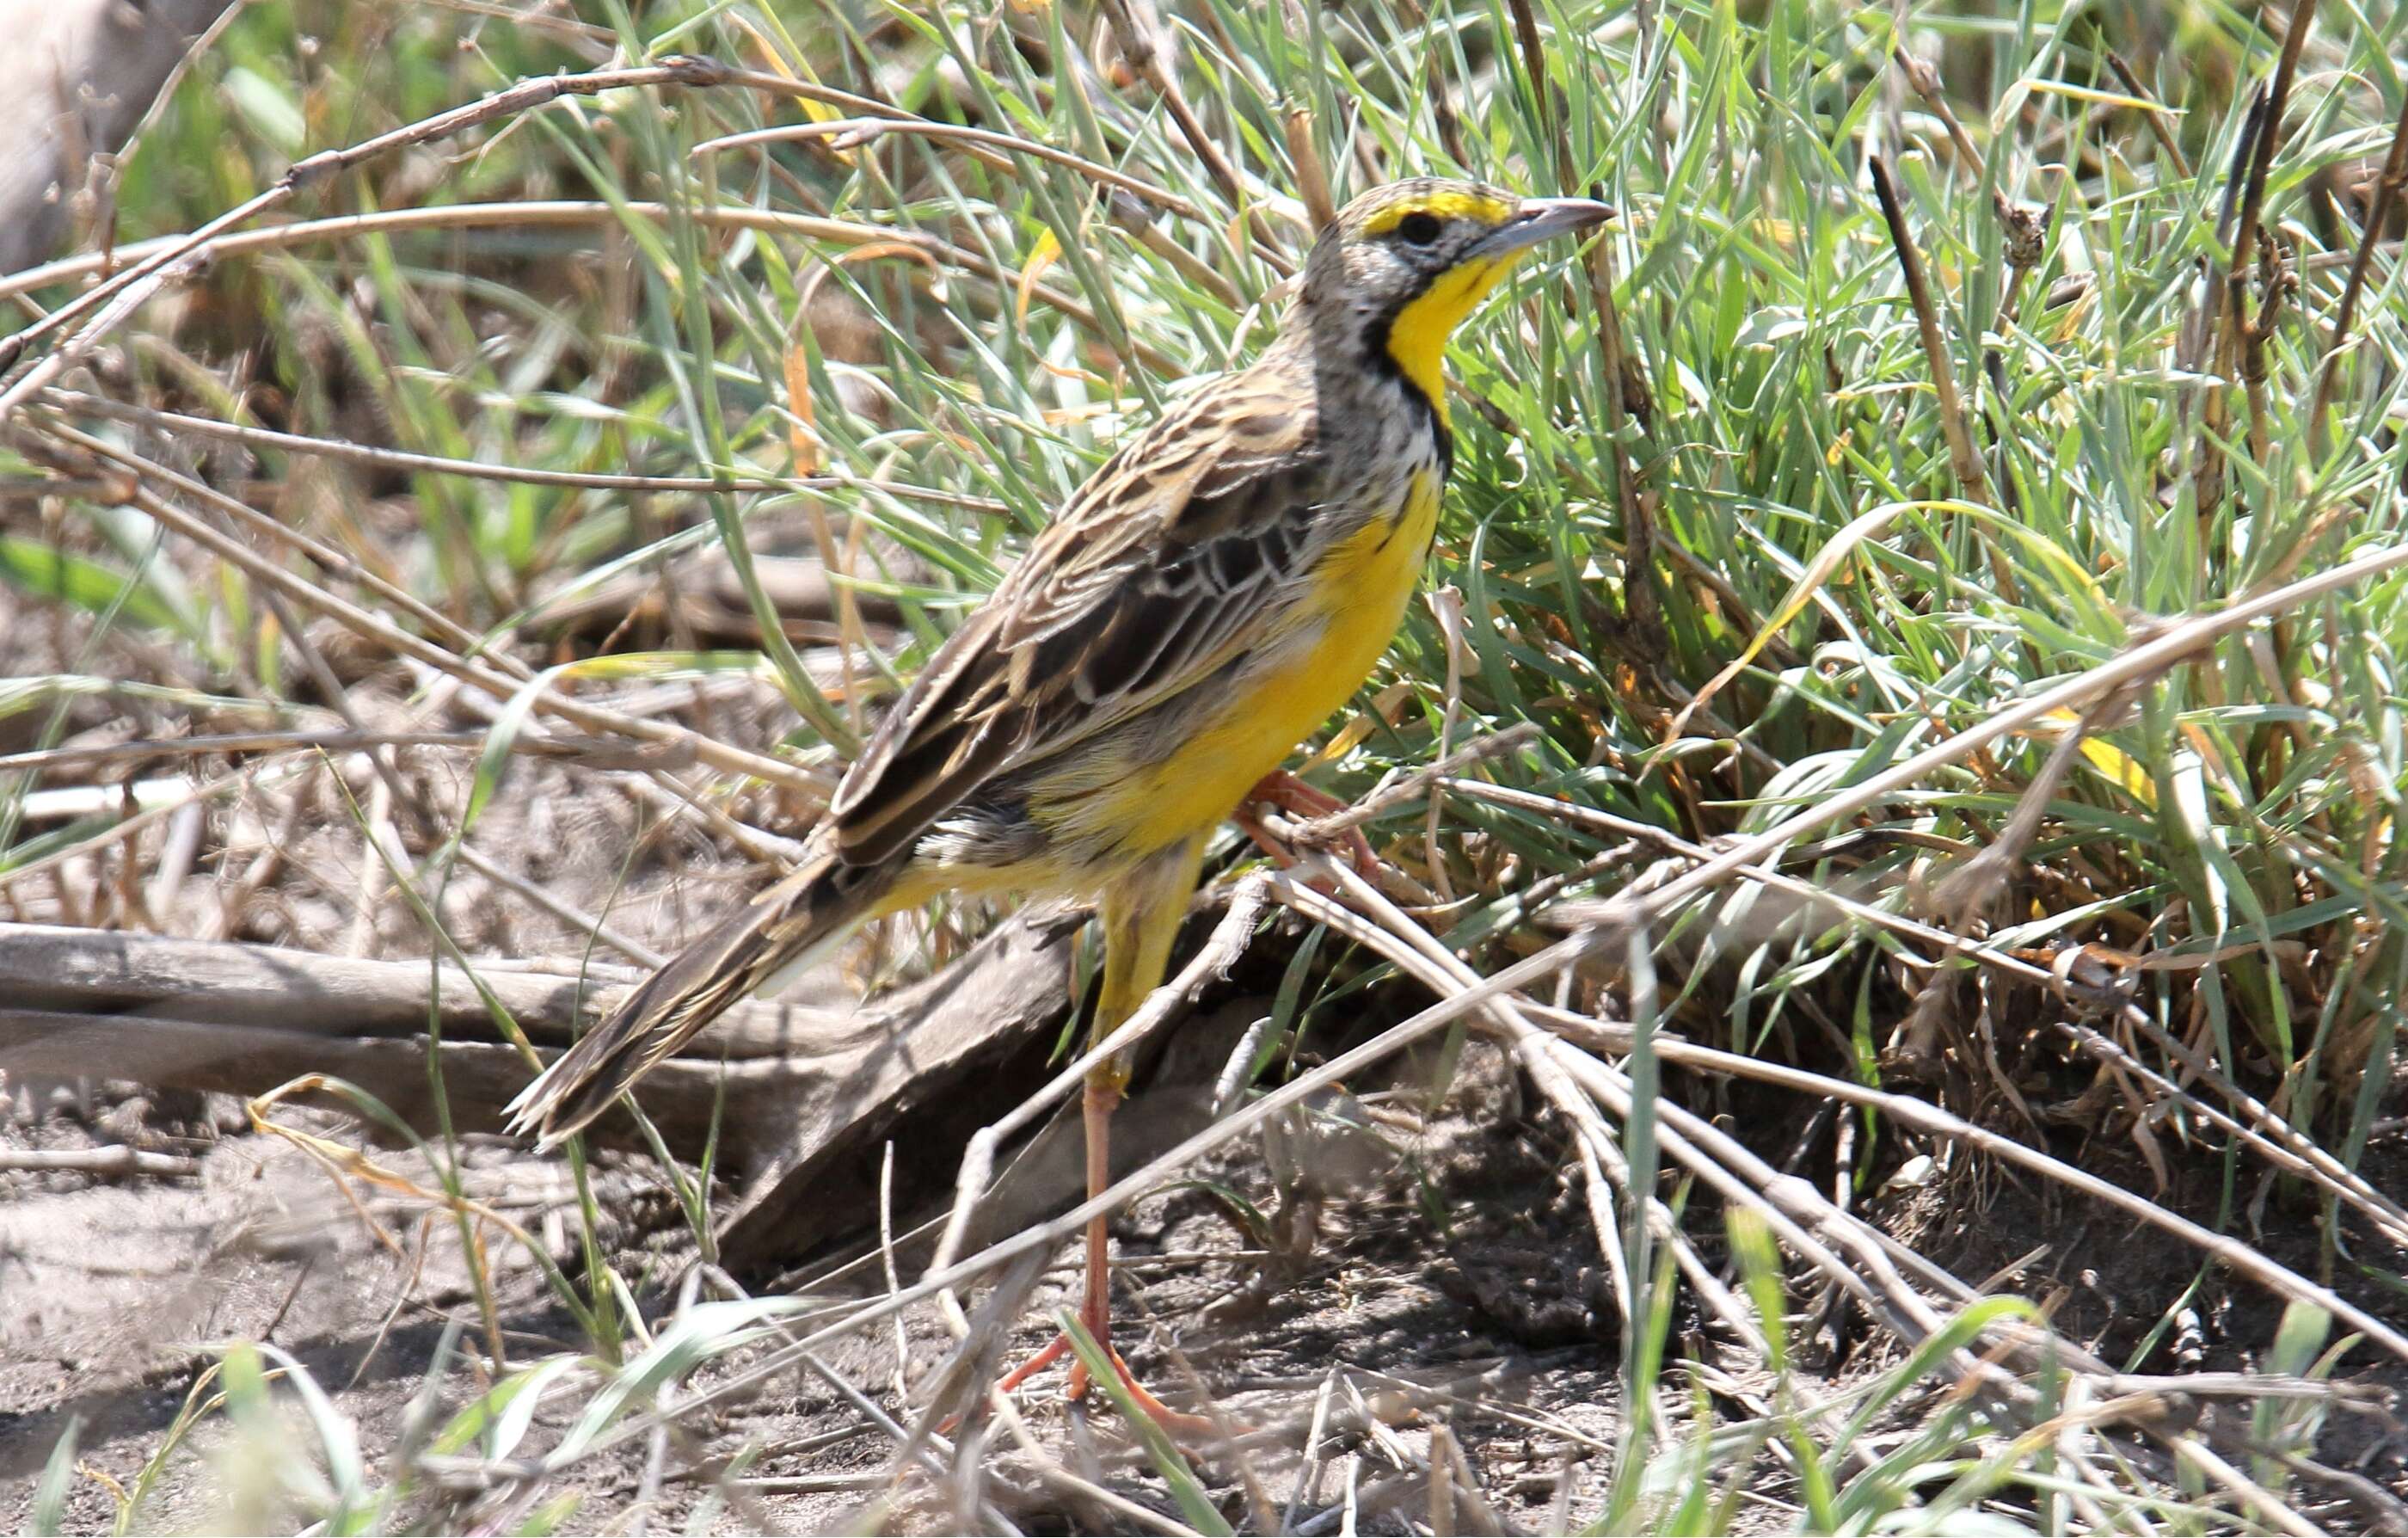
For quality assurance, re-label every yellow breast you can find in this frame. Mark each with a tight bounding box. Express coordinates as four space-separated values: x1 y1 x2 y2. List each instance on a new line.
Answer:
1069 472 1443 856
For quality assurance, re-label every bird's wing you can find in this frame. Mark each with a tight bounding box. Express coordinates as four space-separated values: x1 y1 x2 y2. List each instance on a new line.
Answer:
828 364 1324 865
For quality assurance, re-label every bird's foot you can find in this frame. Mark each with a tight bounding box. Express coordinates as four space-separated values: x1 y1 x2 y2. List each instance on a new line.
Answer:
981 1324 1220 1439
1236 770 1381 889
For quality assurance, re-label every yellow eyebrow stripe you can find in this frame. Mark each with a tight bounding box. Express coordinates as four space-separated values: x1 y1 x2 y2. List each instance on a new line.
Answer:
1361 189 1514 234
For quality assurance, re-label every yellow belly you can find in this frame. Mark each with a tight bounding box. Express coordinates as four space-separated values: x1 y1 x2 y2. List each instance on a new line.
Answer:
1065 474 1440 857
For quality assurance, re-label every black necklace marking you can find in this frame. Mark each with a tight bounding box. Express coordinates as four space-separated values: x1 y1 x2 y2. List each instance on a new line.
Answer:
1357 313 1457 483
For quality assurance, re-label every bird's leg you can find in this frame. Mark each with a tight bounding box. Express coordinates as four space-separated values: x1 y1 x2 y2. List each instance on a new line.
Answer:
989 1062 1170 1412
984 840 1217 1436
1235 768 1381 882
1066 1062 1121 1400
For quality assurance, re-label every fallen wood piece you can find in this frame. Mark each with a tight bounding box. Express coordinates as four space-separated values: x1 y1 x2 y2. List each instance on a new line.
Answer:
717 907 1236 1270
0 1145 200 1178
0 918 845 1055
0 912 1080 1186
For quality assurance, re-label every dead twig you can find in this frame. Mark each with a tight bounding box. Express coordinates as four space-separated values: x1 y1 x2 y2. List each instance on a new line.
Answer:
2105 51 2193 178
46 390 999 508
0 58 744 404
1869 156 1994 513
2307 89 2408 449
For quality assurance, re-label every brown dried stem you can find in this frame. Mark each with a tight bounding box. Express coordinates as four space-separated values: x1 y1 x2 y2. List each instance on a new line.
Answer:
1284 104 1337 234
2196 1 2319 517
1448 778 2408 1250
1093 0 1293 263
1869 157 2000 531
1891 46 1982 181
44 390 1000 508
1889 43 2048 515
691 117 1210 226
0 58 746 405
2307 89 2408 449
2105 50 2194 179
1 198 1179 377
16 428 835 798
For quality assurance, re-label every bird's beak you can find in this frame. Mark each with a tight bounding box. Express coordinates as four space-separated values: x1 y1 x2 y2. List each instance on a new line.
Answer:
1474 196 1617 259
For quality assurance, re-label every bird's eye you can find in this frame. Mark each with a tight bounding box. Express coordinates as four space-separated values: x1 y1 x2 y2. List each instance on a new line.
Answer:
1395 212 1443 246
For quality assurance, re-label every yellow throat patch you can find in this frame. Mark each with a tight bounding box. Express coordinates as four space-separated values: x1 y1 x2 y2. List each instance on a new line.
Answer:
1380 254 1525 427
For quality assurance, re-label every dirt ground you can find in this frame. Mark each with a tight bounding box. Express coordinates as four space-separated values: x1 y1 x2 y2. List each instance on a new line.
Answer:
7 1012 2408 1534
0 1038 1628 1534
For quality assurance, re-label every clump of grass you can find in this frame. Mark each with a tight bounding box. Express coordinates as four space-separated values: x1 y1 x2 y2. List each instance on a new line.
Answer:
5 0 2408 1529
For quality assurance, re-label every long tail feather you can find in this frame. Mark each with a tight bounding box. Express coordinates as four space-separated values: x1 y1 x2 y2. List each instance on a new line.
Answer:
503 852 890 1147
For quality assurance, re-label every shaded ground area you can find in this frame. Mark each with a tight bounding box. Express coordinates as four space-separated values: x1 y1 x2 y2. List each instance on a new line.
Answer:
0 1038 1636 1533
7 1016 2408 1533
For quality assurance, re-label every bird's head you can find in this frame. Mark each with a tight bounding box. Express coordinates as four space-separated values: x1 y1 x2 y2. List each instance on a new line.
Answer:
1299 177 1614 419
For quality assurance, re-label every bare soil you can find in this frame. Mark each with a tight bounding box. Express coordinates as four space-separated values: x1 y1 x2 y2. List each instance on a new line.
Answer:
9 1007 2408 1534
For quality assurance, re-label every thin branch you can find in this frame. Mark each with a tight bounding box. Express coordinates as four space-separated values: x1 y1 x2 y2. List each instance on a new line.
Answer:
0 200 1179 376
0 58 744 403
691 118 1210 226
46 391 1004 509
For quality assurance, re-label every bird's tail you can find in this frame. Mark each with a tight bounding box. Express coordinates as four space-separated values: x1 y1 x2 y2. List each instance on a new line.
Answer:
504 851 894 1148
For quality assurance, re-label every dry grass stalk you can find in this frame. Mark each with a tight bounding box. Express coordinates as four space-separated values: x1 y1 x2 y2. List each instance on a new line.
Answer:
16 426 837 797
2195 0 2320 518
2306 88 2408 447
0 201 1182 374
0 58 746 395
2104 51 2193 177
1447 777 2408 1249
691 116 1212 224
1284 106 1338 234
1868 156 1993 513
1602 537 2408 934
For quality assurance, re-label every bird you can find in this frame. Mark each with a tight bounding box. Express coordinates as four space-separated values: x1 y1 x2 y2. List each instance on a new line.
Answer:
506 176 1613 1425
